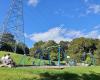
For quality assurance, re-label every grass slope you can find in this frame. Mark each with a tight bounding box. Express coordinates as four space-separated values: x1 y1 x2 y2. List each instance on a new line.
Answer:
0 51 47 65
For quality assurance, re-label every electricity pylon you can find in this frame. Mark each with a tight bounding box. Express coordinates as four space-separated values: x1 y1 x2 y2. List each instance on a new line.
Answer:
0 0 25 53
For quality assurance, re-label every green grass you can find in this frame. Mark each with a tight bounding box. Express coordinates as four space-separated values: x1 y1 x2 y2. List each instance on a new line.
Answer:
0 51 100 80
0 66 100 80
0 51 48 65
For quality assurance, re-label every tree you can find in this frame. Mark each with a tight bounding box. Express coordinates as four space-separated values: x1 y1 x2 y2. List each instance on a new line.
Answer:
0 32 29 55
16 42 29 55
30 40 59 60
59 41 70 60
30 38 100 65
30 41 45 57
43 40 58 60
0 32 16 52
95 41 100 65
67 37 97 62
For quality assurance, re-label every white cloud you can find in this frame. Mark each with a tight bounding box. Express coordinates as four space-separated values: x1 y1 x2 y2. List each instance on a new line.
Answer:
85 30 99 38
87 4 100 14
65 30 84 38
28 0 39 7
79 2 100 16
25 26 100 43
28 27 72 43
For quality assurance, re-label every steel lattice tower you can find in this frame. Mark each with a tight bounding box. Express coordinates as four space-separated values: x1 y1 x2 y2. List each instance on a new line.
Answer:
0 0 25 53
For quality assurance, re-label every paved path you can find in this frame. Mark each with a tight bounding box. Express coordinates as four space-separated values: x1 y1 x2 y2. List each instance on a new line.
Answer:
18 65 68 69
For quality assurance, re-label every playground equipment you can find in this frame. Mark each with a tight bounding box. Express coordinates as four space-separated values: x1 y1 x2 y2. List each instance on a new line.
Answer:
34 48 45 66
33 45 67 66
68 59 77 66
19 46 96 67
46 45 61 66
81 51 96 66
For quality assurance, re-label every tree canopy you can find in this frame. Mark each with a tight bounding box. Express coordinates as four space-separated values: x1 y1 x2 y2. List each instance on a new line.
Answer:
0 32 29 55
30 38 100 65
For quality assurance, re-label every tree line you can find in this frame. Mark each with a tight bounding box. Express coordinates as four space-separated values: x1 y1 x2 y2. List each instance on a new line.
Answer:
0 33 100 65
0 33 29 54
30 38 100 65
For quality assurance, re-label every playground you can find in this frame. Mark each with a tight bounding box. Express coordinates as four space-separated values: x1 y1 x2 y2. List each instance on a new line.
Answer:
0 0 99 68
0 0 100 80
0 51 100 80
0 49 97 68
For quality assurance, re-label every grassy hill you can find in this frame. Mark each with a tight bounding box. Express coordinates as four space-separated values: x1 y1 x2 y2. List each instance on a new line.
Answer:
0 51 48 66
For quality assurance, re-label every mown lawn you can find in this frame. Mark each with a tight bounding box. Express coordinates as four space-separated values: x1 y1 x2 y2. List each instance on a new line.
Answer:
0 66 100 80
0 51 100 80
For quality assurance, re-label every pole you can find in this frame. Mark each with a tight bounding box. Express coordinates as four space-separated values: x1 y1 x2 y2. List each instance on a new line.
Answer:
48 51 51 65
47 48 50 65
64 50 67 63
58 45 60 66
90 54 95 65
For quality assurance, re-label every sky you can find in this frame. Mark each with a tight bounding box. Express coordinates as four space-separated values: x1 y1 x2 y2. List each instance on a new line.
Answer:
0 0 100 48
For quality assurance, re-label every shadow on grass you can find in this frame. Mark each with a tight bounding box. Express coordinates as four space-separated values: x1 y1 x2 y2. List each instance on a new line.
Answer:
82 73 100 80
39 72 100 80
